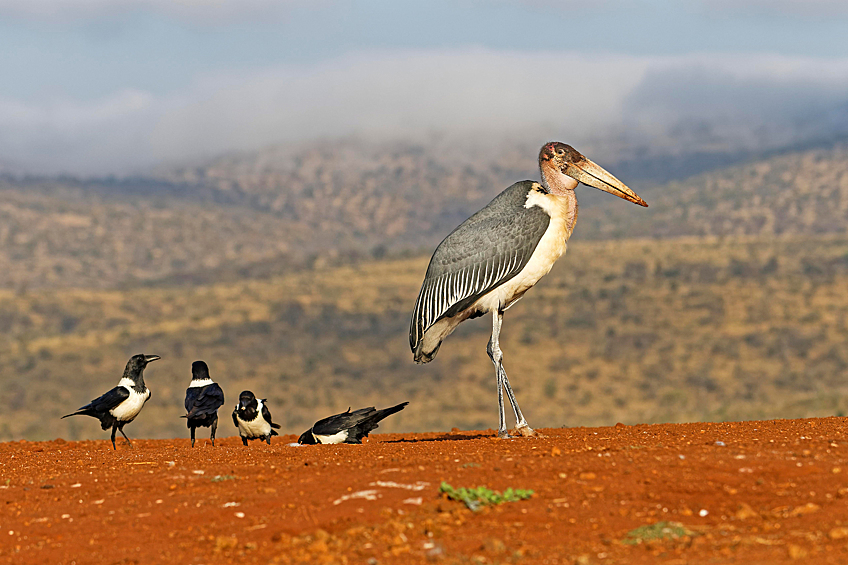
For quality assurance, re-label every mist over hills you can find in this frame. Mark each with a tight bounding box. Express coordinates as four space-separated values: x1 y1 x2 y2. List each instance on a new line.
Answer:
1 138 847 291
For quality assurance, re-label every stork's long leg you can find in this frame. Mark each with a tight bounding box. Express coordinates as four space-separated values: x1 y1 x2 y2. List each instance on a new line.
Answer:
488 310 535 438
488 309 510 438
110 425 118 450
211 417 218 447
190 426 196 448
501 368 534 435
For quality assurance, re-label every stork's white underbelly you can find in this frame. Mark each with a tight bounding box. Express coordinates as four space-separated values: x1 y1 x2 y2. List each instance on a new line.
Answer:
473 189 573 313
418 188 574 355
110 381 150 422
237 400 272 438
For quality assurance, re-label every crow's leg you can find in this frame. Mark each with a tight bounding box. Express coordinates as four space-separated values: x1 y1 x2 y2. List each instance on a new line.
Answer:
118 425 133 448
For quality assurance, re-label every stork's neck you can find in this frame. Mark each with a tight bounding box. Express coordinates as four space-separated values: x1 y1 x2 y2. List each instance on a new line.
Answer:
560 188 578 238
540 159 578 196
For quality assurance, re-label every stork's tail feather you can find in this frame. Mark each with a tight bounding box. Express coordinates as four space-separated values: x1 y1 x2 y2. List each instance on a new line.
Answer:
271 423 281 429
412 342 440 364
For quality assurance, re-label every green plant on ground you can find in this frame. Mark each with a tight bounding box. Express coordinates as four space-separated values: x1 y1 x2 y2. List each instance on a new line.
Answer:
211 475 237 482
622 521 695 545
439 481 533 511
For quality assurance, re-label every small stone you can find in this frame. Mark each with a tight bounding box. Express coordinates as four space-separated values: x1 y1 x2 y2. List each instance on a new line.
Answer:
735 503 759 520
789 503 820 517
482 538 506 553
215 536 238 552
829 527 848 540
579 472 596 480
308 539 328 554
551 447 562 457
833 467 842 474
788 544 808 559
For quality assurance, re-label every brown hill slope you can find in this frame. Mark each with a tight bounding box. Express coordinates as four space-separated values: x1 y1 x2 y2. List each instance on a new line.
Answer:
2 142 846 290
3 235 848 442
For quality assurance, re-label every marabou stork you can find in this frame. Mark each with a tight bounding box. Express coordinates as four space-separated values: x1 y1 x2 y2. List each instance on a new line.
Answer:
409 142 647 438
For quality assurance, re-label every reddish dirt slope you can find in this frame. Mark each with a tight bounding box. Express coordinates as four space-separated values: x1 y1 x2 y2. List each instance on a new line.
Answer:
3 418 848 564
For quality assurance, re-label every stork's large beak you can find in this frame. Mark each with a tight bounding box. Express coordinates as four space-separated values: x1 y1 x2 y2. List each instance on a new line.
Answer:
144 354 161 363
565 158 648 207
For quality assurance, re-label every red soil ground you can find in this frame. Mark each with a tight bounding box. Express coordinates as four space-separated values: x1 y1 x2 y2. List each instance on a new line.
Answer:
3 418 848 564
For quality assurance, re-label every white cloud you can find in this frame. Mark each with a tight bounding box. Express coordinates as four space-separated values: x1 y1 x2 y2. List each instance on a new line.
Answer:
0 0 295 23
699 0 848 18
2 49 847 175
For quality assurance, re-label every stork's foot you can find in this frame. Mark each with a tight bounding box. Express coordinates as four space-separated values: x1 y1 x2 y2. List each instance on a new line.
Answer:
497 429 513 439
511 424 541 438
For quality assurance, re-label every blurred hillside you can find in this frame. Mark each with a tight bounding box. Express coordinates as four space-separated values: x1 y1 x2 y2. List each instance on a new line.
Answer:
2 235 848 441
1 141 847 441
2 141 846 290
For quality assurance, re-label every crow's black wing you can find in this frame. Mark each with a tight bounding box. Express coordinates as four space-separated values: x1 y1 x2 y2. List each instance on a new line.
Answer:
311 407 377 436
232 407 239 428
63 386 130 418
261 401 281 430
185 383 225 418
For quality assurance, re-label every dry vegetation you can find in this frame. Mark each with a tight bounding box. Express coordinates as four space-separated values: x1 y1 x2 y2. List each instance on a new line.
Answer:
1 142 847 442
3 235 848 442
3 142 846 290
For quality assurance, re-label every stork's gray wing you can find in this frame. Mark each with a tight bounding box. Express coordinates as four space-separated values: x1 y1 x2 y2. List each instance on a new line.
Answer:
409 181 550 352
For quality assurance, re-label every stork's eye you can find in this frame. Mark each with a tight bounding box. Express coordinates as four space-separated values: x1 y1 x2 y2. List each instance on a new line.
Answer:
556 148 564 156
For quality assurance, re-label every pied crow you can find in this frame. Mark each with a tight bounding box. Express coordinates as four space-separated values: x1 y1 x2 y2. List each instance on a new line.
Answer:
298 402 408 445
182 360 225 447
232 391 280 446
62 354 159 449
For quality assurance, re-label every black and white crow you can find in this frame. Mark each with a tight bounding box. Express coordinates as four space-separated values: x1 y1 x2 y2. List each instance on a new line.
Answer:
182 360 225 447
232 391 280 446
62 354 160 450
298 402 409 445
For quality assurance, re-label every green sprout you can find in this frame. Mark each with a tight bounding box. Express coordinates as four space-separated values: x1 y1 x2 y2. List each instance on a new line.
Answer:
439 481 533 511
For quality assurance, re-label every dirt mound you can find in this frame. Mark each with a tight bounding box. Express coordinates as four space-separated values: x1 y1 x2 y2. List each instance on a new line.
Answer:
3 418 848 564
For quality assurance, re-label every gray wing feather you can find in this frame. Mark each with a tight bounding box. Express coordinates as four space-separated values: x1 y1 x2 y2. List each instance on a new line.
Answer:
409 181 550 352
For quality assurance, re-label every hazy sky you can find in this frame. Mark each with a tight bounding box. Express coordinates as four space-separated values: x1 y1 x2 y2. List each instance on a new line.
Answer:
1 0 847 174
